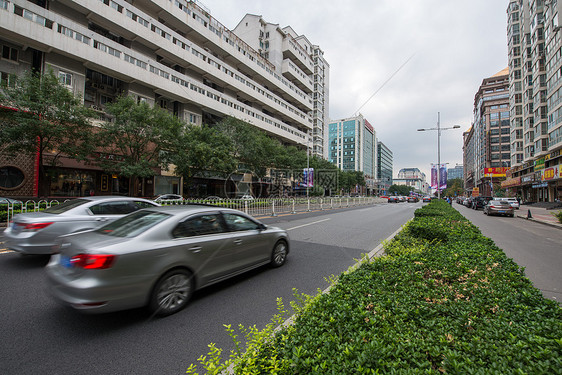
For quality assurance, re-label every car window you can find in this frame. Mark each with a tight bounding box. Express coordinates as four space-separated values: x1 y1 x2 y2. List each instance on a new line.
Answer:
97 211 171 238
223 213 260 232
134 200 158 209
172 214 224 238
89 201 139 215
43 199 88 214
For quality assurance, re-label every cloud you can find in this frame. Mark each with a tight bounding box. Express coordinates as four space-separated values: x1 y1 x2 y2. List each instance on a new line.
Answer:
205 0 509 180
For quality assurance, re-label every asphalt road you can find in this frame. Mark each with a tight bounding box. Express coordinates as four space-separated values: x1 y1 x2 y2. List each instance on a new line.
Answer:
454 202 562 303
0 202 418 375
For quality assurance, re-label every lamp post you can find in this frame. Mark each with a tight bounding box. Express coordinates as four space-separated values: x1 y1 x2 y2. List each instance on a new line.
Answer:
417 112 460 200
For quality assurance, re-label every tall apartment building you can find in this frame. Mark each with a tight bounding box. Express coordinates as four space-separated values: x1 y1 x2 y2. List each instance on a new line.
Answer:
0 0 317 198
503 0 562 202
328 114 377 194
233 14 329 158
377 141 393 195
465 68 510 197
463 126 476 193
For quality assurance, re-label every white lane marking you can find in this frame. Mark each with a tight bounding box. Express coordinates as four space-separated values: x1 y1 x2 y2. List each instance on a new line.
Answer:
287 218 330 231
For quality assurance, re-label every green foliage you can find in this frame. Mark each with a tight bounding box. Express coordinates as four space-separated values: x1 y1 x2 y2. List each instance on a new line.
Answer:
552 210 562 224
187 199 562 374
442 178 464 197
95 95 183 180
388 184 414 196
0 69 96 195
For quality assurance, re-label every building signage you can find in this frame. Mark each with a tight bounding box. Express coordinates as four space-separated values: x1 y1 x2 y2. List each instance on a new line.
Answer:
534 157 545 171
541 166 560 181
472 187 479 197
501 176 521 188
545 150 560 161
532 182 548 188
521 174 535 184
484 167 508 177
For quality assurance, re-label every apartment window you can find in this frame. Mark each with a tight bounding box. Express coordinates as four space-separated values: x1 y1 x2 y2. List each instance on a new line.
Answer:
2 45 17 62
0 71 16 87
58 71 72 86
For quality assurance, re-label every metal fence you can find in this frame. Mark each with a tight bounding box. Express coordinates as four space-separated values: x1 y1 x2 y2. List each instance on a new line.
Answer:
1 197 386 225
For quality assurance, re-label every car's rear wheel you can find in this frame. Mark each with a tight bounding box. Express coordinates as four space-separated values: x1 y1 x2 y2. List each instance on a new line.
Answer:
149 269 194 316
271 240 288 268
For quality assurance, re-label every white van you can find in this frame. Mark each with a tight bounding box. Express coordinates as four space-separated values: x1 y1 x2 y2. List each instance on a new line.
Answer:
494 197 520 209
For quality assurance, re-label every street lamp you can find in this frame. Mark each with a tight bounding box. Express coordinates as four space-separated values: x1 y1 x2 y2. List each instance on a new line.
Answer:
417 112 461 200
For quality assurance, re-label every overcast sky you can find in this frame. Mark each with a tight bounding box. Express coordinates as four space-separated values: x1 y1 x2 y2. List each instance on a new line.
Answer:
203 0 509 179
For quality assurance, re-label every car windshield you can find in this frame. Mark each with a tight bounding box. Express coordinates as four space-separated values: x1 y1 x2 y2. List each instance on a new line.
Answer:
43 199 89 214
97 210 171 238
490 201 509 205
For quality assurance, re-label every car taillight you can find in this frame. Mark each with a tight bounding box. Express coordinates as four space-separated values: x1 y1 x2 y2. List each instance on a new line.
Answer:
20 222 54 231
70 254 116 269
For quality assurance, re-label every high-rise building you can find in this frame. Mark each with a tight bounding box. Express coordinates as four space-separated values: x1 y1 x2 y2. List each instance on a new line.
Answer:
447 164 464 181
503 1 562 202
328 114 377 194
466 68 510 196
377 141 393 195
233 14 329 158
0 0 318 197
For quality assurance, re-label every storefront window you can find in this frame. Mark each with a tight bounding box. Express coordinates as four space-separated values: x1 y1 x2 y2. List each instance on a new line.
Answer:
0 166 25 189
50 170 95 197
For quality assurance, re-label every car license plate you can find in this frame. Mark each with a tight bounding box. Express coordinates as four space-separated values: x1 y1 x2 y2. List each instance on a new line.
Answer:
498 211 505 214
60 255 73 268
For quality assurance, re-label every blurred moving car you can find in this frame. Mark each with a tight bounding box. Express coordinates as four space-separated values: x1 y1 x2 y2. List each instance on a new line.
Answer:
46 205 289 316
407 196 419 203
388 196 399 203
4 196 158 255
422 196 432 203
483 200 515 217
154 194 184 203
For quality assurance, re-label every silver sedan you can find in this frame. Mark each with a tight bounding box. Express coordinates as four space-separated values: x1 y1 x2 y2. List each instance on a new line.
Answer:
4 196 159 255
46 205 289 316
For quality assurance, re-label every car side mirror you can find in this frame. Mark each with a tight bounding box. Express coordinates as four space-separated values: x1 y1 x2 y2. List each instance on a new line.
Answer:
259 223 267 231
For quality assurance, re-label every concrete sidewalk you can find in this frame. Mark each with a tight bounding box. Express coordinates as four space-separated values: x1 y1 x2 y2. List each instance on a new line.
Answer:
516 205 562 230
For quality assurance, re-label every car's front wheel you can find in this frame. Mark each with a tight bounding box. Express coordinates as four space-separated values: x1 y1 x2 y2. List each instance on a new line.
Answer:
271 240 288 268
149 269 194 316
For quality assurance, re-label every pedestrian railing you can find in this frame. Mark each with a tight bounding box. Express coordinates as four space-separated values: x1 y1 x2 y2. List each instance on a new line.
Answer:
1 197 386 226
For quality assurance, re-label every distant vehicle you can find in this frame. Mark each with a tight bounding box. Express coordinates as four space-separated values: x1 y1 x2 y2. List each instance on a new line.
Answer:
397 196 406 202
407 196 419 203
240 194 255 200
4 196 159 255
483 200 515 217
46 205 289 316
205 196 223 201
154 194 184 203
388 196 399 203
422 196 432 203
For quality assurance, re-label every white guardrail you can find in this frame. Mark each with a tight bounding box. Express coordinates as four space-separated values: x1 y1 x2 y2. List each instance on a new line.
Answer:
1 197 386 225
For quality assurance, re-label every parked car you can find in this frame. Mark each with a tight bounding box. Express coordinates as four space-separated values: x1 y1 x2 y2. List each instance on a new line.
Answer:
464 197 473 207
46 205 289 316
494 197 520 210
407 196 419 203
388 196 399 203
154 194 184 203
483 200 515 217
4 196 159 255
422 196 432 203
472 196 492 210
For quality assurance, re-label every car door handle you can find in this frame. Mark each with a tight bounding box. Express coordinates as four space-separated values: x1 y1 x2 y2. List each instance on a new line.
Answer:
95 218 108 222
189 246 202 253
233 239 242 245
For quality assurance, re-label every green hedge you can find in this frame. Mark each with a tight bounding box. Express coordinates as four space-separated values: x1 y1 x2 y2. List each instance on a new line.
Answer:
188 200 562 374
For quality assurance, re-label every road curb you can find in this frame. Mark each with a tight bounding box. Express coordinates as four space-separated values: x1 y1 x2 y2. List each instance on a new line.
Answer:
515 214 562 230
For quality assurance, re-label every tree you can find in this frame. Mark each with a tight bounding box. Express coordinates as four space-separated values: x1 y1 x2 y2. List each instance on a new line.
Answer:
442 178 464 197
170 124 236 183
0 70 95 196
388 184 414 196
95 95 183 196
